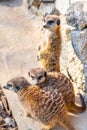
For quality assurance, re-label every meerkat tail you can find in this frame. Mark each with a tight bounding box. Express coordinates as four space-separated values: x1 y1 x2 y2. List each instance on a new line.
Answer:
77 93 86 112
68 93 86 113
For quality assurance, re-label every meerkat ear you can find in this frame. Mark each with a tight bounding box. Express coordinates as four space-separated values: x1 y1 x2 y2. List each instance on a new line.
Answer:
57 19 60 25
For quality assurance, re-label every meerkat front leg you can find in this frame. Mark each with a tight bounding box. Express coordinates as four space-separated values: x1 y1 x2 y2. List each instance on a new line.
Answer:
37 50 48 61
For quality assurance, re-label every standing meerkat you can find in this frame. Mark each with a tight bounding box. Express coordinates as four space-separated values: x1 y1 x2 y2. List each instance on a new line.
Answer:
4 77 76 130
38 14 62 72
28 68 86 113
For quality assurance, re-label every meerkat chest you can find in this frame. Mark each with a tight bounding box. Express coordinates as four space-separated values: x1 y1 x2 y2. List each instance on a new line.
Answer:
45 30 52 44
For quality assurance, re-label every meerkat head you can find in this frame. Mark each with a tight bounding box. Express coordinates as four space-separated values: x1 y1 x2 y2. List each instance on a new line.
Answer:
43 14 60 31
3 77 29 93
28 68 47 85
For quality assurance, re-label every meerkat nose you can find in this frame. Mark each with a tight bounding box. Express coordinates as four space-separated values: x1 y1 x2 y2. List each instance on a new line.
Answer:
43 23 48 28
43 24 46 28
3 85 9 90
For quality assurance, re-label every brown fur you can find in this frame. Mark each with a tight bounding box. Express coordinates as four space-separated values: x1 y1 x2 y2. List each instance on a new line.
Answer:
28 68 86 113
38 15 62 72
4 77 76 130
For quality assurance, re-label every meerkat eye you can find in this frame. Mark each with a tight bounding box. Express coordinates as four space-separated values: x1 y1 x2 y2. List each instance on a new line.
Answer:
15 86 20 90
47 20 54 25
57 19 60 25
38 75 43 80
7 83 12 87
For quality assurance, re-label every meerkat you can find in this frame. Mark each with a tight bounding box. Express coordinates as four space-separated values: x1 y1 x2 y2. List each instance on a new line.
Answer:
28 68 86 113
38 14 62 72
4 77 76 130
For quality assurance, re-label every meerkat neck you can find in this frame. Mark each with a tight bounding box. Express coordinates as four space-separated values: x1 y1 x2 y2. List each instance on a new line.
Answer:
46 26 61 51
54 26 61 38
49 26 61 40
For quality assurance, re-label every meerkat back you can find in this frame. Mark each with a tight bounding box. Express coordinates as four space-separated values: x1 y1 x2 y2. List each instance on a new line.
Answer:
38 14 62 72
28 68 86 114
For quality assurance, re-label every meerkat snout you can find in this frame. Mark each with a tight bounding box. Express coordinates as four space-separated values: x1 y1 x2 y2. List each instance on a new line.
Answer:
4 77 30 93
4 82 20 93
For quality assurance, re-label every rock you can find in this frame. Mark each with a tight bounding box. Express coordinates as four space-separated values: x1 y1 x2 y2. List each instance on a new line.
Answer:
0 101 4 110
71 29 87 91
23 0 41 8
50 7 60 15
0 116 4 125
39 2 55 15
5 117 16 128
66 1 87 30
41 0 55 2
1 95 11 116
55 0 69 15
0 0 22 7
71 29 87 64
83 64 87 92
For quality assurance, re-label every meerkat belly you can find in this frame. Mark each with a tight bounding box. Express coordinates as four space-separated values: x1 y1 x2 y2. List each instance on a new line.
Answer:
39 31 61 72
39 56 59 71
39 46 61 71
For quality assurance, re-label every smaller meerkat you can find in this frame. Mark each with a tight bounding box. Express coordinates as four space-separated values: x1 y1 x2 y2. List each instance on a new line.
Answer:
4 77 76 130
28 68 86 113
38 14 62 72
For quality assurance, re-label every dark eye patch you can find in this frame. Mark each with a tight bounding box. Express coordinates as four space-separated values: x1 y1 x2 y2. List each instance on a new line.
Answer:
57 19 60 25
38 75 43 80
47 20 54 25
12 86 20 93
15 86 20 90
7 83 12 87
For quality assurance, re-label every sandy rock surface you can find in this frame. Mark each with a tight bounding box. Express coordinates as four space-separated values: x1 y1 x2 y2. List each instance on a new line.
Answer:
71 29 87 64
66 1 87 91
66 1 87 30
0 0 87 130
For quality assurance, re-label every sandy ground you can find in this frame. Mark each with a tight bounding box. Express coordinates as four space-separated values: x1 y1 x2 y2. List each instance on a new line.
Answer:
0 1 87 130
